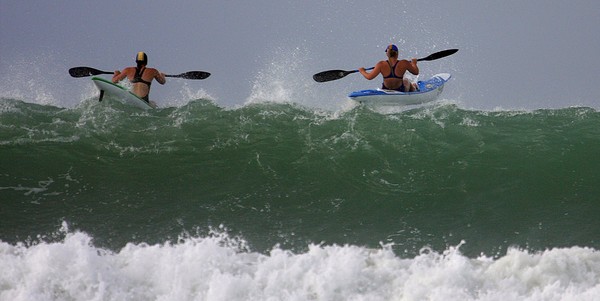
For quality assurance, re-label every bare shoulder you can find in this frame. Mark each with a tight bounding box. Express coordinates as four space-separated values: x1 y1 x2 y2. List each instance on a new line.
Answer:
396 59 412 68
122 66 136 73
376 60 388 67
146 67 160 74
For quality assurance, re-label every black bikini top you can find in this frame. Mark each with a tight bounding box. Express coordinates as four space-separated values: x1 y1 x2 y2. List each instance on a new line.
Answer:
131 67 152 86
383 61 401 79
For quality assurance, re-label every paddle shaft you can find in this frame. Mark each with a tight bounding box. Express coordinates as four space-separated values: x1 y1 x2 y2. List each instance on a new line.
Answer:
313 49 458 83
68 67 210 79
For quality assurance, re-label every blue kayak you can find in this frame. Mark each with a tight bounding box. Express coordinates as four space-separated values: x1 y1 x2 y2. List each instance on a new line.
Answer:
349 73 451 106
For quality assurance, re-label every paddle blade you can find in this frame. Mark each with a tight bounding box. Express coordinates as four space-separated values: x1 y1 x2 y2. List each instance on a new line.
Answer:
166 71 211 80
417 49 458 62
68 67 112 77
313 70 357 83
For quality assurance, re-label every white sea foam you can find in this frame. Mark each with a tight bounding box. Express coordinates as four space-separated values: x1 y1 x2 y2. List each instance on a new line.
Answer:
1 225 599 301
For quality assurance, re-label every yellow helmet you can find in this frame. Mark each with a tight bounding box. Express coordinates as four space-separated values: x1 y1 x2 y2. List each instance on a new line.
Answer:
135 51 148 64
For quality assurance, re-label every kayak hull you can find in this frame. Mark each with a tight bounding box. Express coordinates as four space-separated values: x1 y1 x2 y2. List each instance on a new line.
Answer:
91 77 155 109
349 73 451 106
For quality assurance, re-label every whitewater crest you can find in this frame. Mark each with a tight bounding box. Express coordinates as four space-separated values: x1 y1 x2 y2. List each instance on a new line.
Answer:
1 224 599 301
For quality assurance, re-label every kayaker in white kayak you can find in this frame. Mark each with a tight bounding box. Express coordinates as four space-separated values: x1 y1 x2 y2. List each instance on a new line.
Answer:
112 52 166 103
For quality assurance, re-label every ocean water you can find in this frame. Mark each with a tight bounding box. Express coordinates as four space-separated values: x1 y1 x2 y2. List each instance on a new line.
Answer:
1 96 600 300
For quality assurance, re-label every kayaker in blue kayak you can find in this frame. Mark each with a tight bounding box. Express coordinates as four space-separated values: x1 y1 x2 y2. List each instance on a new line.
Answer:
359 44 419 92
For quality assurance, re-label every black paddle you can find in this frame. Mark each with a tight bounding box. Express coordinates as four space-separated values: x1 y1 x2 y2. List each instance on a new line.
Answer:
68 67 211 80
313 48 458 83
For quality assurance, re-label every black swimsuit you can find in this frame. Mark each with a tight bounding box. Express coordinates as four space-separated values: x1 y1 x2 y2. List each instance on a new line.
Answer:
131 67 151 102
381 61 406 91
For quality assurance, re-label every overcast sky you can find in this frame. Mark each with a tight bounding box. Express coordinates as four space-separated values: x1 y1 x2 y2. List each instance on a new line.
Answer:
1 0 599 111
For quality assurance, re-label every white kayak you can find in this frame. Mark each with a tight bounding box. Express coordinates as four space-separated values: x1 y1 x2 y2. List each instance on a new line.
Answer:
348 73 451 106
91 76 156 109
